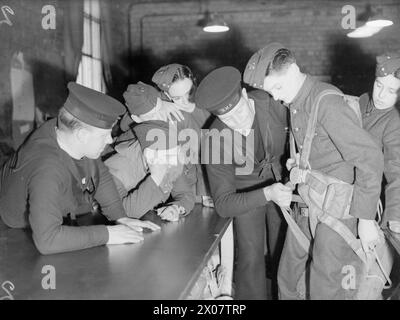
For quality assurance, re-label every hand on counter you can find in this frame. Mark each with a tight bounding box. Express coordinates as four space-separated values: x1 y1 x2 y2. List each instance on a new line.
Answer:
106 217 161 245
106 224 144 245
157 204 185 222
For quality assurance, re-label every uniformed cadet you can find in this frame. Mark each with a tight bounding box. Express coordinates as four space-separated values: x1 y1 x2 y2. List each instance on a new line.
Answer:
111 82 195 221
244 43 384 299
346 52 400 234
0 82 160 255
195 66 291 300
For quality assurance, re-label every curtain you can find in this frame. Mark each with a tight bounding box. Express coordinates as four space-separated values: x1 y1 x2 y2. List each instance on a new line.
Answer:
99 0 131 100
63 0 84 84
99 0 114 95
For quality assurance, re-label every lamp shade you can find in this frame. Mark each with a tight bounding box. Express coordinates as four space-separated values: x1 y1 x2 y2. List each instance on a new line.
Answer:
347 24 383 38
366 18 393 27
202 12 229 33
359 5 393 28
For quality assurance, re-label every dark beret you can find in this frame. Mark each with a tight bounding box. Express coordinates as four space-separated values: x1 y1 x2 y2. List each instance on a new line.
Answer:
152 64 185 92
120 82 161 132
63 82 125 129
376 52 400 77
195 66 242 115
243 42 285 89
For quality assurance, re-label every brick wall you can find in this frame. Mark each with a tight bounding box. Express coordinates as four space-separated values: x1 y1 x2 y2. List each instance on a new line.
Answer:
126 0 400 94
0 0 399 149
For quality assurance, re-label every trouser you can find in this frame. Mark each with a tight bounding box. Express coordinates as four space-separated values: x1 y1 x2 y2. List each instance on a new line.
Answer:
266 201 287 299
233 202 284 300
278 213 362 300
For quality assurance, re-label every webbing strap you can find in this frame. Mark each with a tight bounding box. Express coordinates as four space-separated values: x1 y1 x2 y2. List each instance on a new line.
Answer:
318 213 367 264
299 89 342 170
280 206 310 253
287 195 366 263
320 213 392 288
284 198 392 288
371 247 392 289
289 132 297 160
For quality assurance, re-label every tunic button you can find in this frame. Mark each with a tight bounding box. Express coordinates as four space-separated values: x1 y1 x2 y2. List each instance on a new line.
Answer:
292 109 297 114
294 127 299 132
299 145 303 149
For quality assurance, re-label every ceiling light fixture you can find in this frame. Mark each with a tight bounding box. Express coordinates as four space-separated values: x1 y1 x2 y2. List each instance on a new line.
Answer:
202 11 229 33
358 4 393 27
347 4 393 38
347 24 383 38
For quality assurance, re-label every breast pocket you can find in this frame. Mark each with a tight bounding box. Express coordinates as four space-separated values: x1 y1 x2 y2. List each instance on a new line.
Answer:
312 124 334 154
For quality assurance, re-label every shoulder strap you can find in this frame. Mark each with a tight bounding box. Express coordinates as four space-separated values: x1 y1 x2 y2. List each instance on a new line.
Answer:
298 89 343 169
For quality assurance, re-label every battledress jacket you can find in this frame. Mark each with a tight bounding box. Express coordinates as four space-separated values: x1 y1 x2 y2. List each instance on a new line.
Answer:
359 93 400 223
289 76 384 220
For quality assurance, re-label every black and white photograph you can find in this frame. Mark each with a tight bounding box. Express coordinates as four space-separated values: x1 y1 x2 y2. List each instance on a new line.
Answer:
0 0 400 306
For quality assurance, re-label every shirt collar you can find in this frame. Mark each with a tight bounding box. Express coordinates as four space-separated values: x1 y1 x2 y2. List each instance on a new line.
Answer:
290 75 315 109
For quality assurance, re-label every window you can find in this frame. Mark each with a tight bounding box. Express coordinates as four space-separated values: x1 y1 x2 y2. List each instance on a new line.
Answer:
76 0 105 93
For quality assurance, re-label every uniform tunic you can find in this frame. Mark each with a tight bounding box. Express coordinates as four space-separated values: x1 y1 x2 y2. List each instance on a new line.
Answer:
0 118 125 254
359 93 400 224
289 76 383 220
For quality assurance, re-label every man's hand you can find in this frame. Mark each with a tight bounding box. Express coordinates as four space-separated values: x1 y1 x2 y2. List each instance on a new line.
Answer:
116 217 161 232
264 183 293 207
157 98 184 122
156 204 185 222
106 224 144 245
358 219 380 253
286 153 300 171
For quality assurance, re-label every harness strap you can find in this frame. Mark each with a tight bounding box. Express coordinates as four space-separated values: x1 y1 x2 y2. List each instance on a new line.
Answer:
281 203 392 288
318 213 367 264
299 89 342 169
280 206 310 253
371 247 393 289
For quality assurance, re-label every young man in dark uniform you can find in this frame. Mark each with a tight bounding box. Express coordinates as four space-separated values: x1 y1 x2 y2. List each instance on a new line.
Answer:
195 66 292 299
347 52 400 234
244 43 384 299
0 82 159 255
